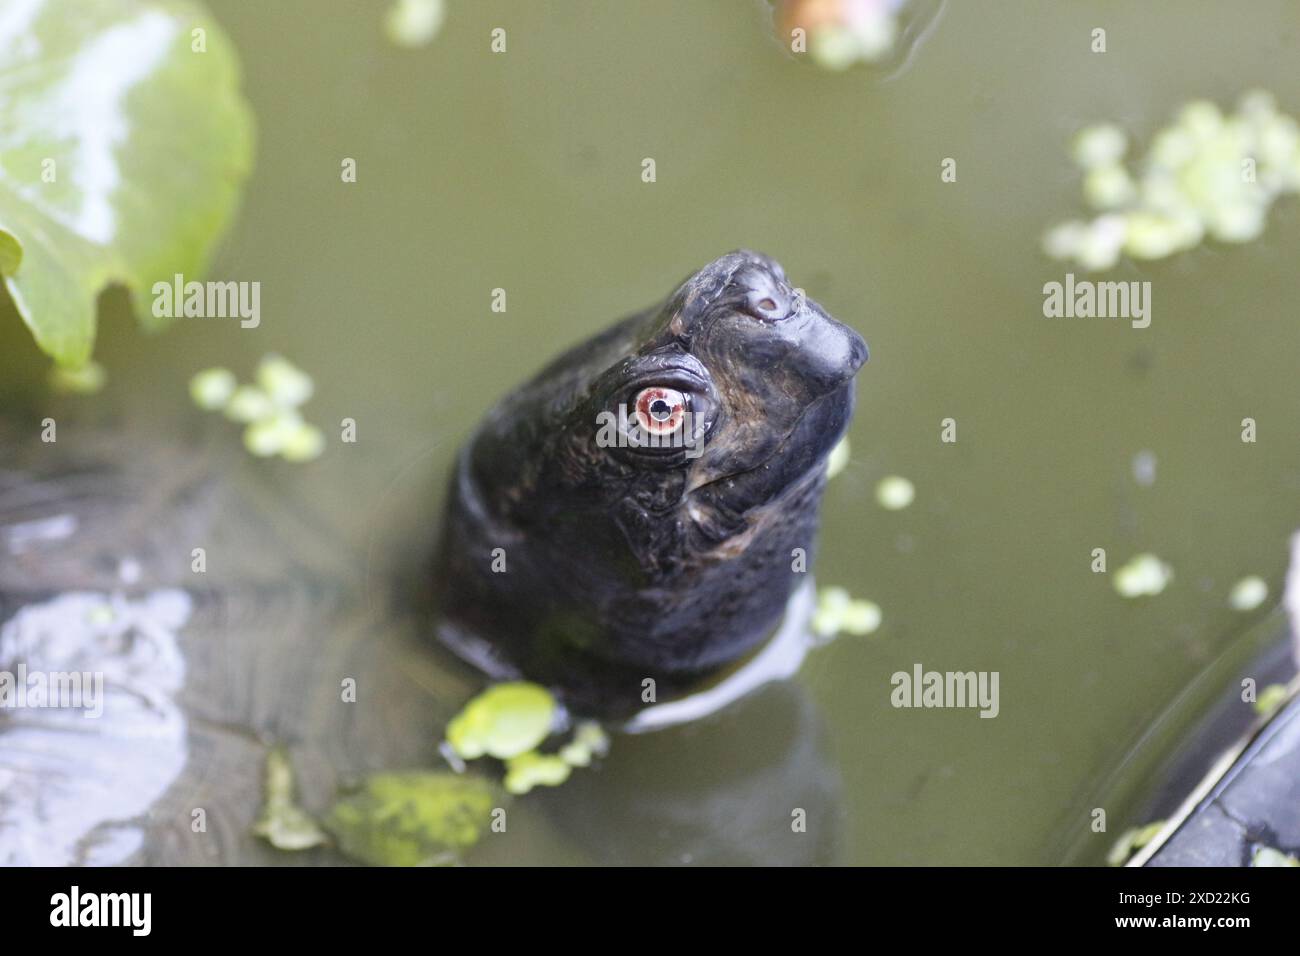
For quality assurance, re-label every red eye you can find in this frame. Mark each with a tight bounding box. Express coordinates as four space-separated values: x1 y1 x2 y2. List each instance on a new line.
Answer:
634 386 686 435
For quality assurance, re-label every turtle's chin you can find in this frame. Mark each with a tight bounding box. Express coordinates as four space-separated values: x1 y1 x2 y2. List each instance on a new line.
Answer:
792 381 856 470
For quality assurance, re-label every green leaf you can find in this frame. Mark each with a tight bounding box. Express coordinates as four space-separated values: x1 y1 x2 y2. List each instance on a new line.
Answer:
0 0 254 366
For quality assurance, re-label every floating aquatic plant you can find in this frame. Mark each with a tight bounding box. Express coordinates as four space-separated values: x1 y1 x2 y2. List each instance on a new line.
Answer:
251 748 328 851
189 355 325 462
503 752 572 795
826 436 851 479
443 682 609 795
1253 683 1289 718
445 681 557 762
384 0 445 48
557 721 609 769
324 771 499 866
252 749 506 865
1252 845 1300 867
812 585 882 637
1113 553 1173 598
1044 91 1300 271
1228 575 1269 612
1106 819 1165 866
875 475 915 510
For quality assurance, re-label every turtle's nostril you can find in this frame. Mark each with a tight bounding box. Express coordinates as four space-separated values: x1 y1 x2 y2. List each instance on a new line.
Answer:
744 287 790 321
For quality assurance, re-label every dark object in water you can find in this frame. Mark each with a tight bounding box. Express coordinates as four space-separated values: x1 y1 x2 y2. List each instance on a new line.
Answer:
1145 688 1300 867
432 251 868 714
1056 607 1300 867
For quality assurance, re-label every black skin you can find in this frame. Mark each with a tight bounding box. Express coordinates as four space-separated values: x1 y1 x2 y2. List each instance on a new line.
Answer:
432 250 868 716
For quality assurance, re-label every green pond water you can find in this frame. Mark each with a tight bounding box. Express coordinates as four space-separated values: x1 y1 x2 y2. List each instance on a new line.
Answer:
4 0 1300 865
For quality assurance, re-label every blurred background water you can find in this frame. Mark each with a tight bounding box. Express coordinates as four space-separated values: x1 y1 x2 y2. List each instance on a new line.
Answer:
4 0 1300 864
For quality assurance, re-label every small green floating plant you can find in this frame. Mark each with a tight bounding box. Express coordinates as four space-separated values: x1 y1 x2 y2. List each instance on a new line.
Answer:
444 681 609 795
819 437 885 637
190 354 326 463
251 748 328 852
1107 819 1166 866
1253 682 1289 718
324 771 499 867
826 436 852 479
251 746 503 866
812 586 882 638
1044 91 1300 271
1227 575 1269 612
253 682 610 865
384 0 445 48
1252 845 1300 867
1113 553 1174 599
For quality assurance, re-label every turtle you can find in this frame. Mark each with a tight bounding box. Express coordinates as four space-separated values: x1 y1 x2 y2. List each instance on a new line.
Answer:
432 249 868 717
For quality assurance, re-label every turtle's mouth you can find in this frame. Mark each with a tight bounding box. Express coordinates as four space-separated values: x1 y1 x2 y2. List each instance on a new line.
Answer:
686 382 855 508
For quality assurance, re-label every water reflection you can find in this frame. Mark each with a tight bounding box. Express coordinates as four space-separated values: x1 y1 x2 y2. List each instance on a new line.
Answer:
538 680 842 866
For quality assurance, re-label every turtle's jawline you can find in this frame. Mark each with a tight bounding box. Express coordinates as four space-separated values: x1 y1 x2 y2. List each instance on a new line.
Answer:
685 385 848 503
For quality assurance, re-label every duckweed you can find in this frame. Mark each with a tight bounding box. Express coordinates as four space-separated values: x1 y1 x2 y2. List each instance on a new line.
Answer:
1253 683 1289 717
1228 575 1268 612
1045 91 1300 271
1252 845 1300 867
503 752 572 795
557 721 610 769
875 475 915 510
384 0 445 48
445 681 558 761
243 409 306 458
189 367 237 410
223 383 275 423
1113 553 1173 598
813 586 882 637
189 355 326 462
826 436 851 479
256 353 315 407
1106 820 1165 866
443 684 611 795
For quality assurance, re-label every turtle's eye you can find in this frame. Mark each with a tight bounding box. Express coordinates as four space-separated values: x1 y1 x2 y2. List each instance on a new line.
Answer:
634 386 686 436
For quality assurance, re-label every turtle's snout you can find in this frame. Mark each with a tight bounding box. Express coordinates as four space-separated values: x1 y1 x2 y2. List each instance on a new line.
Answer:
727 253 869 385
790 294 868 397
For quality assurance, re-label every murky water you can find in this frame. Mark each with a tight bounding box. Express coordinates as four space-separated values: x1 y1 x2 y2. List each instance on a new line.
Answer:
3 0 1300 865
